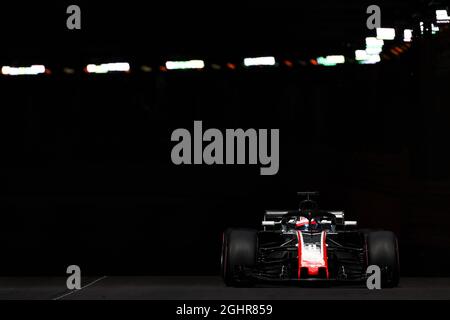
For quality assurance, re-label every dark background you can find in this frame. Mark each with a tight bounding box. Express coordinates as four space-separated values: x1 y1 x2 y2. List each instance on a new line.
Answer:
0 0 450 276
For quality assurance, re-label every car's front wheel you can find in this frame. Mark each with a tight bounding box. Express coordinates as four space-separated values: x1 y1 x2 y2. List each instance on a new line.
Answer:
366 231 400 288
221 228 257 286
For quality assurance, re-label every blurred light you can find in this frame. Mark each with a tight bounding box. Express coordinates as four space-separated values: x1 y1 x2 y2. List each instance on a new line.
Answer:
86 64 106 73
86 62 130 73
243 56 276 67
165 60 205 70
309 59 318 66
140 65 152 72
283 60 293 67
1 65 46 76
366 47 383 55
366 37 384 48
420 21 424 34
63 67 75 74
317 57 335 66
376 28 396 40
404 29 413 42
355 50 369 61
316 56 345 66
390 48 400 56
326 55 345 64
226 63 236 70
436 10 450 23
211 64 221 70
432 24 440 34
360 54 381 64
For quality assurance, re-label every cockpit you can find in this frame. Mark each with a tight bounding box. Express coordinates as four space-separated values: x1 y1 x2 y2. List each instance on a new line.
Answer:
283 210 337 233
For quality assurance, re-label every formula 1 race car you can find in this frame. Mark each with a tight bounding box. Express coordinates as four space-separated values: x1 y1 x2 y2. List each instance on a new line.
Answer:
221 192 399 287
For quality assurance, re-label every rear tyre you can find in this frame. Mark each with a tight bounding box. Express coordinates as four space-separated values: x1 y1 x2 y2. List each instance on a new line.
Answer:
221 228 257 287
366 231 400 288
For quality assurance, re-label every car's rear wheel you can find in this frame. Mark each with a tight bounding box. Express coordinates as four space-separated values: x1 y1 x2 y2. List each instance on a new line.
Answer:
221 228 257 286
366 231 400 288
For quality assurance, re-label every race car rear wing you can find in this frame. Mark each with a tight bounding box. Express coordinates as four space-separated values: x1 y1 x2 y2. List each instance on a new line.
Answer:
297 191 319 200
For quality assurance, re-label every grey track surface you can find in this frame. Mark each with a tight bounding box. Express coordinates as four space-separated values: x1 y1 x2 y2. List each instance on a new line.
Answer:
0 277 450 300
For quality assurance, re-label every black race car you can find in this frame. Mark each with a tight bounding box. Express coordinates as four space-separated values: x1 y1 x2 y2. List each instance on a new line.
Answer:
221 192 400 287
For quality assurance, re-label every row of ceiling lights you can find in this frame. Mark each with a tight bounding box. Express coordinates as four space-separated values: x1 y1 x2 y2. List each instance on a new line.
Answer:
1 10 448 76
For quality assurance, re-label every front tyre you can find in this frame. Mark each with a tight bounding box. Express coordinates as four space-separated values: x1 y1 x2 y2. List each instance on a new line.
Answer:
221 228 257 287
366 231 400 288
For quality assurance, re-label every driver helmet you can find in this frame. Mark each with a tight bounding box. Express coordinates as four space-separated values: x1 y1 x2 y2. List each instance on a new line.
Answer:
295 216 317 230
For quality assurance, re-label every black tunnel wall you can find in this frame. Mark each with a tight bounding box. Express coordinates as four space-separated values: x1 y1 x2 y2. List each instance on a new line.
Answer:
1 40 450 276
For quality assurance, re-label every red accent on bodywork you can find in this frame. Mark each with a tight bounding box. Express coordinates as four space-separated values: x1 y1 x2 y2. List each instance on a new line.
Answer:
297 231 329 279
322 231 330 279
297 231 302 279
